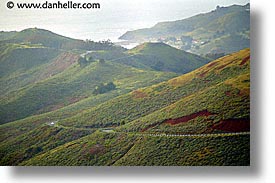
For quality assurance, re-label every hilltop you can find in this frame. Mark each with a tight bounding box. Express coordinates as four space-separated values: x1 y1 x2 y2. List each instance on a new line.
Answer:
128 43 209 71
84 42 210 73
0 28 124 51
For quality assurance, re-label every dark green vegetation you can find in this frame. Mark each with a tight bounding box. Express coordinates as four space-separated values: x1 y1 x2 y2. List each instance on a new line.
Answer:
93 82 116 95
0 30 250 167
119 4 250 55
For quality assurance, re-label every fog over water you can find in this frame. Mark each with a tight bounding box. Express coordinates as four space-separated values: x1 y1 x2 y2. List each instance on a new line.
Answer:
0 0 249 42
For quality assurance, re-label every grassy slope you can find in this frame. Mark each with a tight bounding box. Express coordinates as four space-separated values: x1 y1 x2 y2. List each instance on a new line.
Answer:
19 131 249 166
0 60 176 164
0 43 61 78
57 48 249 130
0 41 209 124
125 42 210 73
0 43 65 97
0 125 93 165
0 48 249 166
0 59 176 124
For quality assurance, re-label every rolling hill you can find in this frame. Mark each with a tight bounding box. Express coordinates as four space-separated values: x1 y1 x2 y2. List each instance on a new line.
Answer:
0 28 209 124
0 48 250 166
0 29 211 124
86 42 210 73
0 28 125 51
119 4 250 55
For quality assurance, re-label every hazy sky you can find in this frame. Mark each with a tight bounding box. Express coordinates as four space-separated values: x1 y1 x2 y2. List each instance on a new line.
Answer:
0 0 250 40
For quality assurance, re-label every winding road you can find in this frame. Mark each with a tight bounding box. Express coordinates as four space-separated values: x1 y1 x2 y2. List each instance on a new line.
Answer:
46 121 250 138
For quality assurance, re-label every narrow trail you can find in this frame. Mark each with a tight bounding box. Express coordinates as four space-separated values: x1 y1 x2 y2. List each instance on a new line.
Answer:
46 121 250 138
128 131 250 137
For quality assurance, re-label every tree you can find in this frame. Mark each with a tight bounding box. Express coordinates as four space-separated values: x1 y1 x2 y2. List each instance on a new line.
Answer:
87 55 94 62
78 57 87 67
93 82 116 95
106 82 116 90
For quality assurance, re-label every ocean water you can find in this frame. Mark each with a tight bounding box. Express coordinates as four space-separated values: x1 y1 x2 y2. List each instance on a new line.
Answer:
0 0 249 44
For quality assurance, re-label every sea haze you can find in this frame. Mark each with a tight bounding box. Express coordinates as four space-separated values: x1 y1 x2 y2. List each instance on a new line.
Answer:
0 0 249 43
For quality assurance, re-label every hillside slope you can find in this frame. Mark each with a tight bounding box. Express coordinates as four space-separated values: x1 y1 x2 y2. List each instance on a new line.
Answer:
58 48 250 130
4 49 250 166
0 48 250 166
0 58 176 124
0 31 210 124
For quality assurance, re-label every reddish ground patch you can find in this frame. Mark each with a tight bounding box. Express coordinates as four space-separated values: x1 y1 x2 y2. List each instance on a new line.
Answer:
240 55 250 66
132 90 147 99
212 118 250 132
199 71 208 78
224 90 241 97
37 52 79 80
207 62 218 68
89 144 105 155
164 110 215 125
141 110 217 132
81 144 105 159
216 62 232 70
238 89 249 96
225 91 232 96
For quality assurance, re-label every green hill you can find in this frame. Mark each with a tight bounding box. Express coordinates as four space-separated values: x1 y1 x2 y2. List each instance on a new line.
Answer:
1 28 124 51
84 42 210 73
126 42 210 73
119 4 250 55
0 48 250 166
